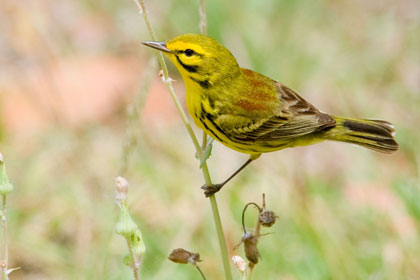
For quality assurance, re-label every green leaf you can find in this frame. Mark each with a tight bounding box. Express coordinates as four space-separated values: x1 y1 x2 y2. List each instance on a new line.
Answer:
122 254 132 266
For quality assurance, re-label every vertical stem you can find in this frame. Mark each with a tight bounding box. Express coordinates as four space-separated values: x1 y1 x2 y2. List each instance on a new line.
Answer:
132 1 232 279
1 195 8 280
126 239 139 280
209 196 231 277
2 196 7 264
201 132 208 150
248 195 265 280
199 0 207 35
198 1 231 277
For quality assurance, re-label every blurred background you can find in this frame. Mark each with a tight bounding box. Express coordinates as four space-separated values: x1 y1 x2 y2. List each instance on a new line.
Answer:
0 0 419 279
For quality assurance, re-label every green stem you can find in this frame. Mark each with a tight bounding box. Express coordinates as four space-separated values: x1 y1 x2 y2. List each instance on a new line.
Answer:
201 164 232 279
134 1 232 279
199 0 207 35
197 1 231 276
1 195 8 280
195 264 207 280
201 132 208 151
126 239 140 280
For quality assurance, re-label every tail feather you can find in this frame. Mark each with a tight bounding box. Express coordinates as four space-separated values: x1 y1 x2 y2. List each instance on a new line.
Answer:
325 117 399 153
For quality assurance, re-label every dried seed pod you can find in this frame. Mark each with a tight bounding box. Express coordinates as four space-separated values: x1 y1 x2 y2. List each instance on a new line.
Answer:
168 248 201 265
242 232 260 264
258 209 278 227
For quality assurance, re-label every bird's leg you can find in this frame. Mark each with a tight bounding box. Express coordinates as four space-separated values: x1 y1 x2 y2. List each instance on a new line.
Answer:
201 154 260 197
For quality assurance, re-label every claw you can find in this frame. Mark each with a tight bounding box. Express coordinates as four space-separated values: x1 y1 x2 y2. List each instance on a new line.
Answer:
201 183 223 197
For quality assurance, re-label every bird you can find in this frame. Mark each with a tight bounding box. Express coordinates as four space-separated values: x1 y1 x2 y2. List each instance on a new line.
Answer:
143 34 398 196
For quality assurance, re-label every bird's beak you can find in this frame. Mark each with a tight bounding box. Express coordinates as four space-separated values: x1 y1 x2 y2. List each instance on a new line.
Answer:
142 41 172 53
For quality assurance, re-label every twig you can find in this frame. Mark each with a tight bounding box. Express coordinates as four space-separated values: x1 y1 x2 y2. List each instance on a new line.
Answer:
132 0 232 279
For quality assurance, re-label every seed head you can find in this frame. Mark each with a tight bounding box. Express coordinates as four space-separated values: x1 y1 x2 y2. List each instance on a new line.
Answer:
258 209 278 227
168 248 201 265
242 232 260 264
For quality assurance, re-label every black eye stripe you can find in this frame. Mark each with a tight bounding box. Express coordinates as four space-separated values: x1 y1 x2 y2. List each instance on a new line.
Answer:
175 50 204 57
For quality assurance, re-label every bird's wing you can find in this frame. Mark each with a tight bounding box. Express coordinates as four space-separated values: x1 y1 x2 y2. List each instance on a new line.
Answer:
216 83 336 143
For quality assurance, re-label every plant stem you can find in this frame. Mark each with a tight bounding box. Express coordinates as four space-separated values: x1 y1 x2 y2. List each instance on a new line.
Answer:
197 1 231 277
195 264 207 280
199 0 207 35
133 1 232 279
133 0 201 152
1 195 8 280
126 239 139 280
201 132 208 150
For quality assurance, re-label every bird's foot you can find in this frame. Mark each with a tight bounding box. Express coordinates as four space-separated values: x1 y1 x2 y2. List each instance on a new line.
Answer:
201 183 223 197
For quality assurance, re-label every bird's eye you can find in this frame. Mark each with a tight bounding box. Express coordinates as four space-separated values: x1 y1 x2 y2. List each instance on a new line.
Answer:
184 49 194 57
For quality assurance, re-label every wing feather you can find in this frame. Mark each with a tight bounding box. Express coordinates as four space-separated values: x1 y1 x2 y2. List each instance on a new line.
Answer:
216 82 336 143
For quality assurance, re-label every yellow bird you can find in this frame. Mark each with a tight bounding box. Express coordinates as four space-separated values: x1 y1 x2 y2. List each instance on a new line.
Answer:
143 34 398 196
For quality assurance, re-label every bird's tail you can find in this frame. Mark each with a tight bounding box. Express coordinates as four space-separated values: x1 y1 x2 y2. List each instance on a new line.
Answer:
324 116 399 153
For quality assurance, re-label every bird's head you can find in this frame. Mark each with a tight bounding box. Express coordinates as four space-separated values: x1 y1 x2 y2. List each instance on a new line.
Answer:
143 34 240 88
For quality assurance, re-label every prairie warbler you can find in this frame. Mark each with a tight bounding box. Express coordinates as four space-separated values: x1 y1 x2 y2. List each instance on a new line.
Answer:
143 34 398 196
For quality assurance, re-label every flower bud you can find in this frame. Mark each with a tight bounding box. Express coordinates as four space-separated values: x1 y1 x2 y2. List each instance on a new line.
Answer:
258 209 278 227
168 248 201 265
115 176 129 206
115 203 139 238
232 255 246 273
0 153 13 195
131 229 146 259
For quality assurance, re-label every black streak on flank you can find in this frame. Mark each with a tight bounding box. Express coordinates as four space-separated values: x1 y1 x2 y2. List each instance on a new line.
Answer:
199 114 223 142
176 55 198 73
199 104 223 142
190 76 211 89
199 103 253 145
206 112 226 137
202 119 223 142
